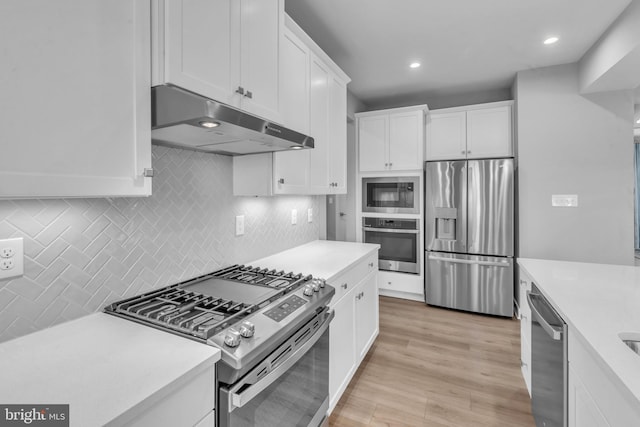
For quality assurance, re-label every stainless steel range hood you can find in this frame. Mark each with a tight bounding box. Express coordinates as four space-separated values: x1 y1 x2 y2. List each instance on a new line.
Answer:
151 85 314 156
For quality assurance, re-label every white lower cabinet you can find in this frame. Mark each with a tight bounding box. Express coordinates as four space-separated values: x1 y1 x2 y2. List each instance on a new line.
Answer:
568 331 640 427
328 252 379 413
569 365 610 427
122 363 216 427
518 270 532 396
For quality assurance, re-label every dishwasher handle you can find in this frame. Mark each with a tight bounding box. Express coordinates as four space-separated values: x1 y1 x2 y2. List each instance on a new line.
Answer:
526 291 563 341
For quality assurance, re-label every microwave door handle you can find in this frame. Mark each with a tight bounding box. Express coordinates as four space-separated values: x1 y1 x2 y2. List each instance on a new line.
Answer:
427 255 509 267
228 310 334 411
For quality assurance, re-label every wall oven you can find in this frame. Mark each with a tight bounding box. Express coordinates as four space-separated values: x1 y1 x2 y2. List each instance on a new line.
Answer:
362 177 420 214
362 217 419 274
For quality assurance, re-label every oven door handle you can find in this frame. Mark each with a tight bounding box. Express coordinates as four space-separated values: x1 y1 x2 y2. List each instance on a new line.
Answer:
228 309 334 411
362 227 419 234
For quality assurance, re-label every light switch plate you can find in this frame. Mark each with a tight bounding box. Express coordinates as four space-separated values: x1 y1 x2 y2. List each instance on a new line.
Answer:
0 237 24 280
291 209 297 225
235 215 245 236
552 194 578 207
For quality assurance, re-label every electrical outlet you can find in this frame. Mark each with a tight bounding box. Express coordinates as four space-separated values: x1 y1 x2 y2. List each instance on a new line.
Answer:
307 208 313 223
235 215 245 236
291 209 297 225
0 258 14 270
0 247 15 258
0 237 24 280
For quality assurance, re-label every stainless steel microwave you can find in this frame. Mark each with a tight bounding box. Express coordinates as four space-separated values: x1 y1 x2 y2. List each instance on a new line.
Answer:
362 177 420 214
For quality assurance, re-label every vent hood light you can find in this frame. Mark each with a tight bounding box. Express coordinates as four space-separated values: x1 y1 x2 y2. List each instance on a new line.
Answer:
544 37 559 45
199 120 220 128
290 146 303 150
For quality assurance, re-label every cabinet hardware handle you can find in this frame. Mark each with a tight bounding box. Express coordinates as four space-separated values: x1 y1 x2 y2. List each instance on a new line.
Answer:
278 178 284 184
245 90 253 99
389 163 393 167
461 150 466 154
341 283 348 290
143 168 154 178
467 150 471 154
235 86 245 95
385 163 388 167
368 262 374 267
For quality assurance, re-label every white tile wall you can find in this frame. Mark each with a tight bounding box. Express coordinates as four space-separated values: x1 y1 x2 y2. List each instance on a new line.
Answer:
0 145 322 343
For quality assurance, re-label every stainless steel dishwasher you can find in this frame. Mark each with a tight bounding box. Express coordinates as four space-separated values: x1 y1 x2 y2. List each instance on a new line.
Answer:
527 284 567 427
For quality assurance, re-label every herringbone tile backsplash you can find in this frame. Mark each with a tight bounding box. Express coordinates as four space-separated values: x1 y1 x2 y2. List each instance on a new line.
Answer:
0 145 323 343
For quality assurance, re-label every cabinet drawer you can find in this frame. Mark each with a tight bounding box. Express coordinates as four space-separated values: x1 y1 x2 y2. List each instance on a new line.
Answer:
329 252 377 304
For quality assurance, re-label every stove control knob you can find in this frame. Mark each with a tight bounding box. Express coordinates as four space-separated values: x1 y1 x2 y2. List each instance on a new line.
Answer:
303 285 315 297
318 279 326 288
311 280 321 292
239 321 255 338
224 329 241 347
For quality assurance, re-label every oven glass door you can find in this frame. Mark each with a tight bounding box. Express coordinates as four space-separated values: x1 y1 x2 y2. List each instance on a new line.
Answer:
220 311 331 427
363 229 419 274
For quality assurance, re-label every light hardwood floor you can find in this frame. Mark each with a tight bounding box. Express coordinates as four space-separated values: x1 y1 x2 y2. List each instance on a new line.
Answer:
329 296 535 427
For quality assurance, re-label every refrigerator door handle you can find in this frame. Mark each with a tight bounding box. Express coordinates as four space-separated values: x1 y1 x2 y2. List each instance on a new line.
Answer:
427 255 510 268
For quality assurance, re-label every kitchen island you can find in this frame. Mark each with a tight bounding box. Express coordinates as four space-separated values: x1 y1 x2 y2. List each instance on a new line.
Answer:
518 258 640 426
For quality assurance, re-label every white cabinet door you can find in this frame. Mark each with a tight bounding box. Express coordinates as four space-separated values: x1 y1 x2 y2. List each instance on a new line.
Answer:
271 25 311 195
329 293 356 411
519 273 532 396
569 366 611 427
389 110 424 170
0 0 151 198
308 55 331 193
162 0 236 107
358 116 388 172
157 0 282 123
466 105 512 158
273 150 309 194
426 111 467 160
280 27 309 134
328 75 348 193
238 0 283 123
354 272 379 361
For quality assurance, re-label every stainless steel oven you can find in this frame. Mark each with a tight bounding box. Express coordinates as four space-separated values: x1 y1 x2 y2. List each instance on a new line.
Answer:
362 177 420 214
219 307 333 427
362 217 419 274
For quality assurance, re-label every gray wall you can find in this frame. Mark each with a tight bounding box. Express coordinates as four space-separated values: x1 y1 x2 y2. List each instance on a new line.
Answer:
515 63 635 265
0 146 324 343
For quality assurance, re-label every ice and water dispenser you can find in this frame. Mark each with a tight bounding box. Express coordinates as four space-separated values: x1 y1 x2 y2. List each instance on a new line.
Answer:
434 207 457 240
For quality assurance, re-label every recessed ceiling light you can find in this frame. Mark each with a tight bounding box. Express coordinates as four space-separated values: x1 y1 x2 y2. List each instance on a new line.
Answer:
636 118 640 124
544 37 559 45
199 120 220 128
409 62 421 69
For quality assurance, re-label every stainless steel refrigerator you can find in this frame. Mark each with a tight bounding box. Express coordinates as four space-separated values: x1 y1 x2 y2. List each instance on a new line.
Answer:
424 158 514 317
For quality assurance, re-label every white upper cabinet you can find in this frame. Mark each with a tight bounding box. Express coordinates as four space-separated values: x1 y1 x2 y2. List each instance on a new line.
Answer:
233 14 350 196
357 106 427 172
0 0 152 198
154 0 283 124
426 101 513 160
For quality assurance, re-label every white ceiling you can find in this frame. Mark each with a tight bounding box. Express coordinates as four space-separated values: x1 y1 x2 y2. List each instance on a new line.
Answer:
285 0 633 108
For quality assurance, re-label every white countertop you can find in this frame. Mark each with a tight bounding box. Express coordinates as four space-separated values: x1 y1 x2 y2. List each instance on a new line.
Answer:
518 258 640 404
251 240 379 280
0 313 220 427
